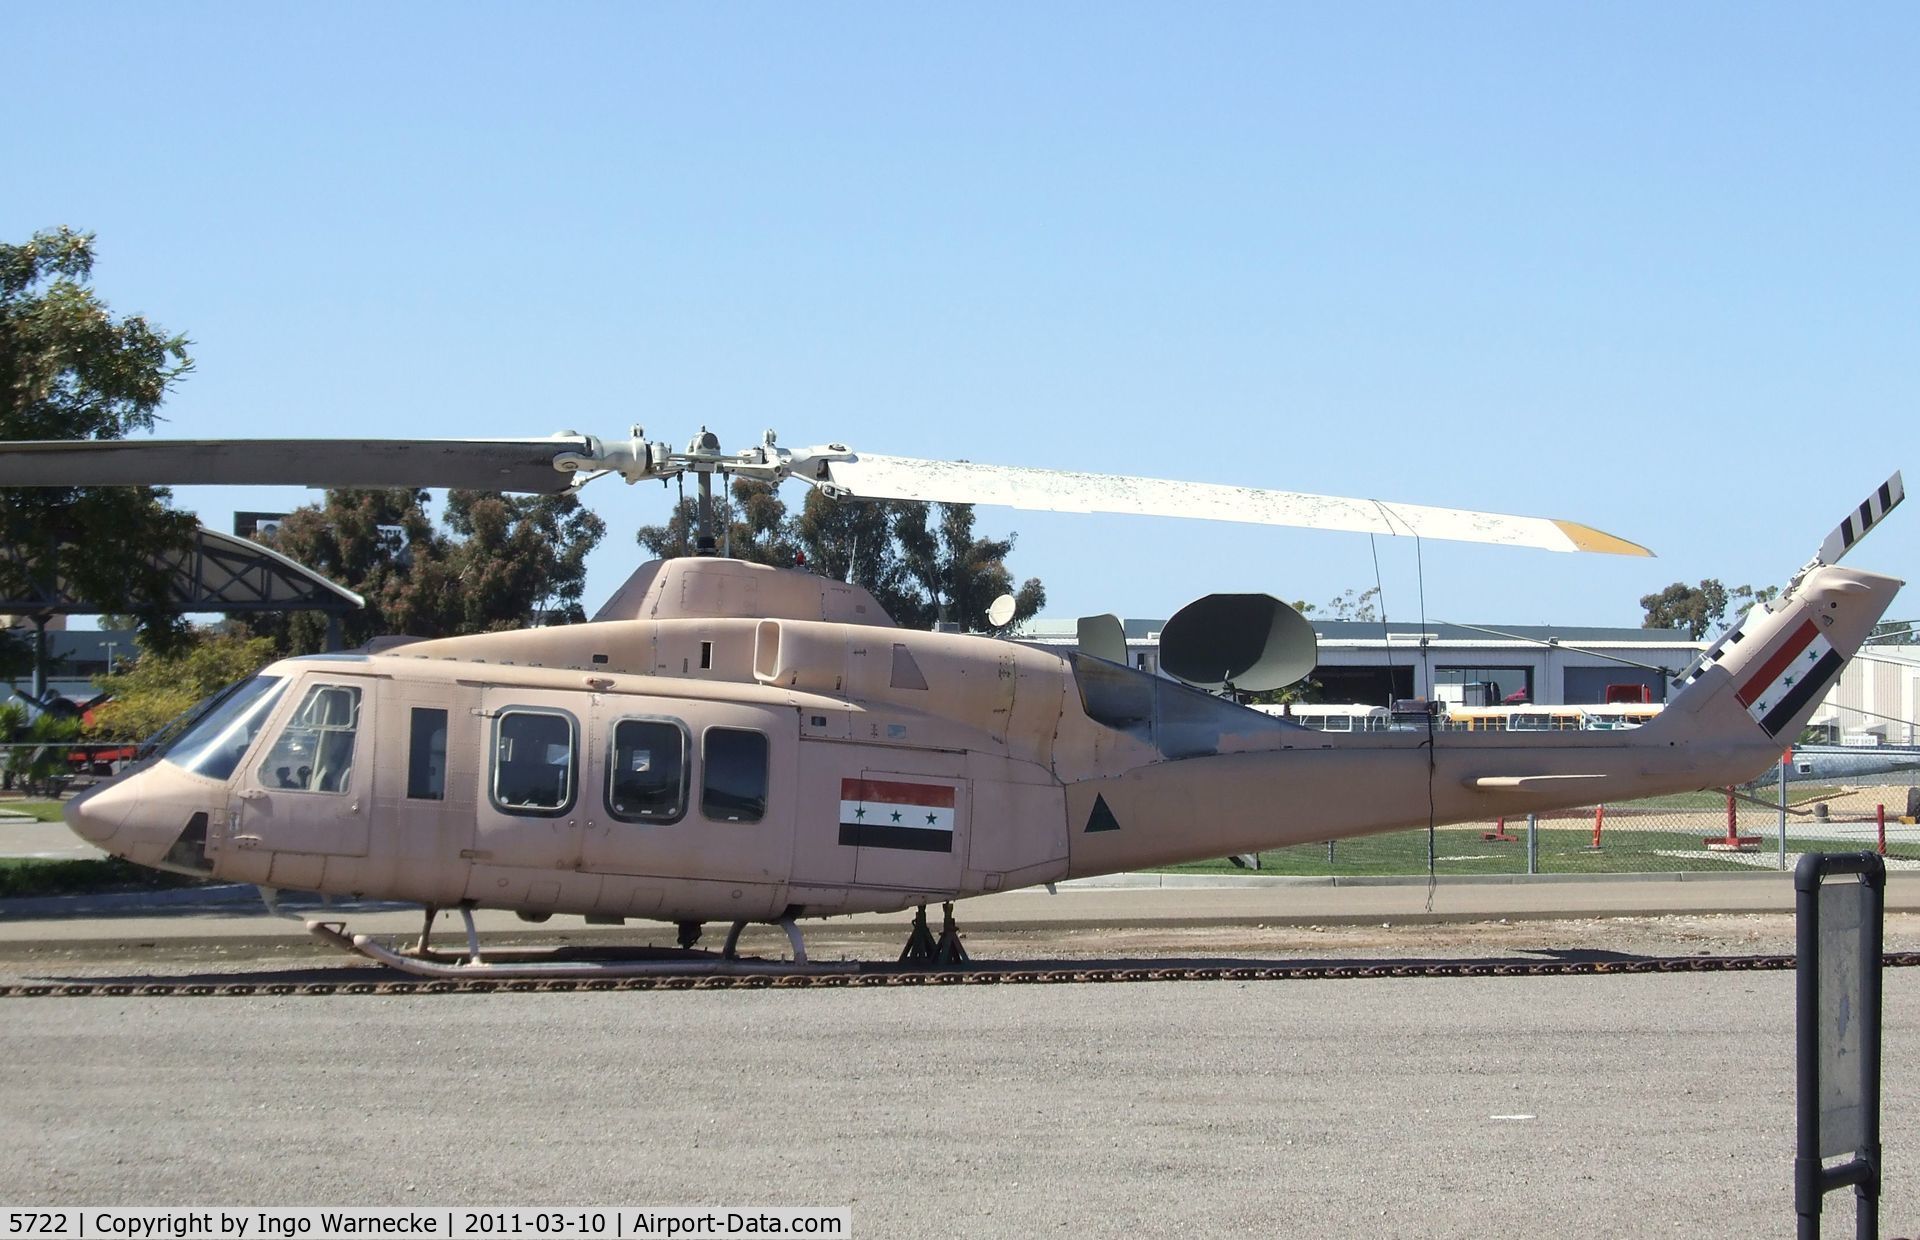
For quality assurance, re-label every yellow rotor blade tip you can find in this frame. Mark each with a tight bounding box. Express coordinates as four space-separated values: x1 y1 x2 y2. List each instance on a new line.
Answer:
1553 520 1655 557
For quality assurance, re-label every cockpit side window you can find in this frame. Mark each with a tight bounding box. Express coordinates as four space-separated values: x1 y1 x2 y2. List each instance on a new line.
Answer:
259 684 364 794
163 676 288 781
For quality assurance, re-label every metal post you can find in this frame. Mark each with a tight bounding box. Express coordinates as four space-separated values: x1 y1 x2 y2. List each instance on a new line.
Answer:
1794 852 1885 1239
1526 812 1538 875
30 613 48 701
1877 805 1887 857
695 471 717 556
1780 754 1790 871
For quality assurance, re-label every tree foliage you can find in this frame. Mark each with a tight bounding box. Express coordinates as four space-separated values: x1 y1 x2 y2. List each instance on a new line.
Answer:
0 228 199 648
1868 619 1917 646
86 629 278 741
1639 579 1779 640
635 478 800 568
241 487 607 652
1317 586 1381 622
638 480 1046 632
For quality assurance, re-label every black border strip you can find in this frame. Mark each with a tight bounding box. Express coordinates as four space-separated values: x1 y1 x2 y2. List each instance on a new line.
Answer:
839 822 954 853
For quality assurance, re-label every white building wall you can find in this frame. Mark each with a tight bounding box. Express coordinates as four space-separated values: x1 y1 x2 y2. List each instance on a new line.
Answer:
1819 648 1920 744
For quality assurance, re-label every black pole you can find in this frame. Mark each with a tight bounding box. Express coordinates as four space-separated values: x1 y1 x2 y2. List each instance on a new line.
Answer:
695 471 717 556
30 613 49 701
1795 859 1821 1240
1794 851 1885 1240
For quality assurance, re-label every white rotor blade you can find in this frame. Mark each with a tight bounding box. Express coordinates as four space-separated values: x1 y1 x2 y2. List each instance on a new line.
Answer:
1815 470 1903 566
821 453 1652 556
0 437 594 494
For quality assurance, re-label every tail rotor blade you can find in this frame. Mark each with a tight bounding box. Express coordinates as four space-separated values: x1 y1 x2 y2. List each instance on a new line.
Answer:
1815 471 1904 566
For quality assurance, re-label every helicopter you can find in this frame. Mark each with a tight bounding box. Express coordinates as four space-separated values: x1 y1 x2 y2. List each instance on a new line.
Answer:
0 430 1904 975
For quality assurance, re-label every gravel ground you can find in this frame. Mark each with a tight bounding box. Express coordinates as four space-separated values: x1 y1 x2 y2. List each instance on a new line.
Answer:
1 917 1915 1238
0 910 1915 981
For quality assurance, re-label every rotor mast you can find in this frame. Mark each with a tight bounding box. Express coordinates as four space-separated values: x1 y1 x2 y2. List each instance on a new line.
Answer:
553 427 855 559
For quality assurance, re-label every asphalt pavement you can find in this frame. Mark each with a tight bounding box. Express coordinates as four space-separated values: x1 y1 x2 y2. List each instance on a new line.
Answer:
1 969 1912 1238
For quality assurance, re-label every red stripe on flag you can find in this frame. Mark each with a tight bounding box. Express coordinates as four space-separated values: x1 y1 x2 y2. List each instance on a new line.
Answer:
1736 620 1818 707
841 778 956 808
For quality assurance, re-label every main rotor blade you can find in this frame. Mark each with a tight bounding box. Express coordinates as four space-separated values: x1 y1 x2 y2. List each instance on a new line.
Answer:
821 453 1653 556
0 437 592 494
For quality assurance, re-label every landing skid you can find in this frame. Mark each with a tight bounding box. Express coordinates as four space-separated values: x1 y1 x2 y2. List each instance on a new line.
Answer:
305 915 857 980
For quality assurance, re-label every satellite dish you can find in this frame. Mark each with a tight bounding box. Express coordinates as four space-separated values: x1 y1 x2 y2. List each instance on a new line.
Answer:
986 593 1016 628
1159 593 1318 693
1076 613 1127 664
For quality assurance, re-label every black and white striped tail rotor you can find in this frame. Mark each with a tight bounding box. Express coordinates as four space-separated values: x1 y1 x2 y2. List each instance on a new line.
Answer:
1815 471 1904 566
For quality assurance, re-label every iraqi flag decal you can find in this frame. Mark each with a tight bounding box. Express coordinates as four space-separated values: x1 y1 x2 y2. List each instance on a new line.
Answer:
1737 620 1844 738
839 777 957 853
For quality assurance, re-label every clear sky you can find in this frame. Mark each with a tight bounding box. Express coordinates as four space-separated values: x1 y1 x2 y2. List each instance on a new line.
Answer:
6 4 1915 630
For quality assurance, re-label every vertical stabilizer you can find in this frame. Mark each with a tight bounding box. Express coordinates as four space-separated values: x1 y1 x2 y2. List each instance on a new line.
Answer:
1656 564 1903 747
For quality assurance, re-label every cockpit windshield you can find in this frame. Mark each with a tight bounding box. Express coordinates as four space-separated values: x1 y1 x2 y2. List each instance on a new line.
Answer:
160 675 288 781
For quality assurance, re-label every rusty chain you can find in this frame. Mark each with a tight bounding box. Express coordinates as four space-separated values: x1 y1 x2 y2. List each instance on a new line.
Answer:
2 951 1916 998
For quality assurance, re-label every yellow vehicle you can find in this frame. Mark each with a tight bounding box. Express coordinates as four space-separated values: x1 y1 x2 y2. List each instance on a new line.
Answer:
1251 703 1391 732
1443 707 1513 732
1504 707 1589 732
1582 704 1664 730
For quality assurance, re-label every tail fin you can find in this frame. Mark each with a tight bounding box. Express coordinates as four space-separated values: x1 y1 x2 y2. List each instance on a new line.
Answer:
1657 564 1903 746
1656 472 1906 749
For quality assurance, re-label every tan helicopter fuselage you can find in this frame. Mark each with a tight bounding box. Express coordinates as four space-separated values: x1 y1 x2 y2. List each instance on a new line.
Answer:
65 556 1903 925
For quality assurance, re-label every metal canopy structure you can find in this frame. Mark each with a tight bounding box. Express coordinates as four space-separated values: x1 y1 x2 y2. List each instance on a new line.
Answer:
0 524 363 617
1 525 364 693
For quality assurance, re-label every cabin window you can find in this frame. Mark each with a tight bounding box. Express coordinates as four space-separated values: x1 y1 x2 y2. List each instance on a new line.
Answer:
492 709 577 815
702 727 768 823
407 707 448 800
259 683 363 794
608 718 688 823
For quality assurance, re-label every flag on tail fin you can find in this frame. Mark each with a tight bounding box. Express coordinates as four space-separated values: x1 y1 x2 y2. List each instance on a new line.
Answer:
1735 619 1845 738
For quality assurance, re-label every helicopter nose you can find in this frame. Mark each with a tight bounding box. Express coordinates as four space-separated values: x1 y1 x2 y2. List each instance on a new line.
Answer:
63 777 135 846
64 767 217 875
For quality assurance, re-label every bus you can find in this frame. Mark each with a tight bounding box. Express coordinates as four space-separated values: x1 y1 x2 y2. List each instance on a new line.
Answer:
1250 703 1392 732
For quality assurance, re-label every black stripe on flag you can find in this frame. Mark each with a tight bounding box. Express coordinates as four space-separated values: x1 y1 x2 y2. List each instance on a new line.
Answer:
1759 648 1845 737
1880 481 1894 511
838 823 954 853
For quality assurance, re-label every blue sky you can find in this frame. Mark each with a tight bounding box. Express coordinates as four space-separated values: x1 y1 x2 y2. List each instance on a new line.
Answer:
7 4 1915 629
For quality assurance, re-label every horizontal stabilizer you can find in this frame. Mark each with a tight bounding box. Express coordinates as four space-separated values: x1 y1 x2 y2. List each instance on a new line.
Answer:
1468 774 1611 791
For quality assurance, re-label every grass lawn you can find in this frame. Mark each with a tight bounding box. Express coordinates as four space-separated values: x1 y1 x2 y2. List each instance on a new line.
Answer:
0 799 70 823
1627 785 1846 811
1160 822 1920 877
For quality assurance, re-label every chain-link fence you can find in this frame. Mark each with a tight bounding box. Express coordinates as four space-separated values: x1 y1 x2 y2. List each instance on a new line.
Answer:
1167 769 1920 877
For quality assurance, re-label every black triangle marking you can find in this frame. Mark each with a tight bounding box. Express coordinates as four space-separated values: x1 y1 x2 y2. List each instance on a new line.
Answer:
1085 794 1121 833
